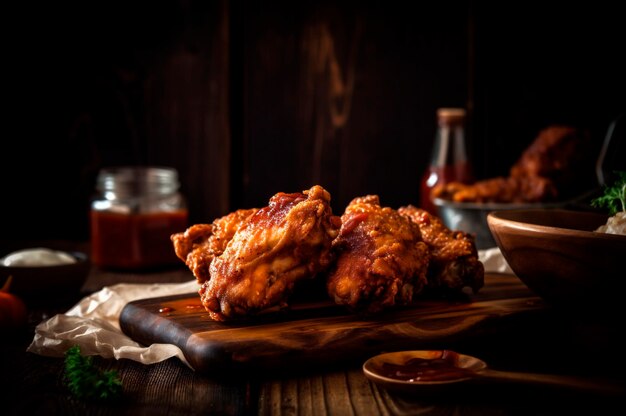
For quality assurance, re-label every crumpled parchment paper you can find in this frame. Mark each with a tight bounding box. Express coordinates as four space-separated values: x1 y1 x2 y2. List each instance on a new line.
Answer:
27 280 199 368
479 246 513 275
27 248 511 367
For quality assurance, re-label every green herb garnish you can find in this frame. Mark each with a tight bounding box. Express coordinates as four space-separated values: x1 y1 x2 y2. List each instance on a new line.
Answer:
591 171 626 215
64 345 122 401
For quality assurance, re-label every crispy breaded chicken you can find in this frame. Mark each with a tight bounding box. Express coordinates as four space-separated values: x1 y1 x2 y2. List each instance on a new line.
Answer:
433 175 557 203
171 208 259 284
432 125 591 203
327 195 430 314
398 205 483 294
200 185 340 321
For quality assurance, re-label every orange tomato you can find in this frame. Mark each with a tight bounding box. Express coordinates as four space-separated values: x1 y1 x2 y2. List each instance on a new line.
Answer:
0 276 27 328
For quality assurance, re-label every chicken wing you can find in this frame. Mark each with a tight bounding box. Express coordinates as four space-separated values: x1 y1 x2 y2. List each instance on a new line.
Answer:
433 175 557 203
327 195 430 314
200 185 340 321
171 208 259 284
432 125 591 203
398 205 484 294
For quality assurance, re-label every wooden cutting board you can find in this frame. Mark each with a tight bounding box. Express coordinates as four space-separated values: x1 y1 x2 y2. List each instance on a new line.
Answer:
119 274 547 374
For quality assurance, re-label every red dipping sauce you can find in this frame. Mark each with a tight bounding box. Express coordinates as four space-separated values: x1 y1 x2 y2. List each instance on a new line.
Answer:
90 209 188 270
90 166 188 270
380 351 474 382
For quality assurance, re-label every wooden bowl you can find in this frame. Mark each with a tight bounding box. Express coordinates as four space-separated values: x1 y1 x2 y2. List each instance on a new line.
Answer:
487 209 626 309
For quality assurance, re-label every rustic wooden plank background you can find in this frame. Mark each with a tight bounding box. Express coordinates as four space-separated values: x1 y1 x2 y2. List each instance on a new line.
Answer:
236 1 470 214
2 0 624 241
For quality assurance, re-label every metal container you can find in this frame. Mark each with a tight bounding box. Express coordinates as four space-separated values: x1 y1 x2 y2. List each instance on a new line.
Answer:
433 198 566 250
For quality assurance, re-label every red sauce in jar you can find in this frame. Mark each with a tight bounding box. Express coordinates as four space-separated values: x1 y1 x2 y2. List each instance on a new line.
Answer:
90 209 188 270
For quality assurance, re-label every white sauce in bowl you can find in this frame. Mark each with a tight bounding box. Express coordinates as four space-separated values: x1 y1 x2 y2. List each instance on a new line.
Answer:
0 248 78 267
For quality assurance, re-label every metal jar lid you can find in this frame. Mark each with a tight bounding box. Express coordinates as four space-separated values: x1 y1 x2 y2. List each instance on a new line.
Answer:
96 166 181 198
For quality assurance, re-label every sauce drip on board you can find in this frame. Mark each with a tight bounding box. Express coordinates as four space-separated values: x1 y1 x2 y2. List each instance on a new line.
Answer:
156 298 204 316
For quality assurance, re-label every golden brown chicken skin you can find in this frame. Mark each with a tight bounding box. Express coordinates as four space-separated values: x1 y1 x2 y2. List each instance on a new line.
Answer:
171 208 259 284
327 195 430 314
432 176 557 203
200 185 340 321
509 125 589 183
398 205 483 294
432 125 591 203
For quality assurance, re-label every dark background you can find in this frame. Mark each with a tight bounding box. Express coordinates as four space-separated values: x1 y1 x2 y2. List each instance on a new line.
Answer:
3 0 624 242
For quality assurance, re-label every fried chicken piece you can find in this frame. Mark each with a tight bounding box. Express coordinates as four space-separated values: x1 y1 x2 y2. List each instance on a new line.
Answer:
398 205 484 294
200 185 340 321
171 208 259 284
433 175 557 203
327 195 430 314
432 125 591 203
510 125 588 182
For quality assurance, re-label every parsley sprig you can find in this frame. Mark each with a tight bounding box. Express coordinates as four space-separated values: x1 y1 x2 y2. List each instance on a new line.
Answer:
591 171 626 215
64 345 122 402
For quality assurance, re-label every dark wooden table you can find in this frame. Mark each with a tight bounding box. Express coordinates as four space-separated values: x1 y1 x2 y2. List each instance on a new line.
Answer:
3 241 625 415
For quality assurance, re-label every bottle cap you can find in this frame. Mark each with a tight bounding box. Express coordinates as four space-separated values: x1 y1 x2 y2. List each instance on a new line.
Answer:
437 108 466 126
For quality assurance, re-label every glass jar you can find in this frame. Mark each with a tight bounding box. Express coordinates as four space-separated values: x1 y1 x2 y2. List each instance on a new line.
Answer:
90 166 188 270
420 108 474 214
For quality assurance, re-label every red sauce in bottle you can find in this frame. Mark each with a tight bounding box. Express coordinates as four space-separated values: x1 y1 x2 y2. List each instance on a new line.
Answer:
420 108 474 215
420 162 473 214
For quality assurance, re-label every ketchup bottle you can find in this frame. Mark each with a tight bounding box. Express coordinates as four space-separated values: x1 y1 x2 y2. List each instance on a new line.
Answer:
420 108 474 214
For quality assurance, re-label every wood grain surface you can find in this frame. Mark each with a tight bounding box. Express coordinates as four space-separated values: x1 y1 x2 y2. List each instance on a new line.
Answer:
120 274 547 374
8 240 625 416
